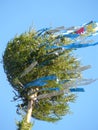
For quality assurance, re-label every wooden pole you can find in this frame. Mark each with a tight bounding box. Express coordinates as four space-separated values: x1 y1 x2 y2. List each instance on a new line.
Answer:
26 88 38 123
26 100 33 123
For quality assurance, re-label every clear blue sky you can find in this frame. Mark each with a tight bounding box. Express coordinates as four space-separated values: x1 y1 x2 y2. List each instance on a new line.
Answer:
0 0 98 130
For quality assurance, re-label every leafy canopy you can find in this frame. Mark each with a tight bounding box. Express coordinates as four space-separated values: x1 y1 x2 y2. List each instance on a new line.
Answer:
3 30 82 122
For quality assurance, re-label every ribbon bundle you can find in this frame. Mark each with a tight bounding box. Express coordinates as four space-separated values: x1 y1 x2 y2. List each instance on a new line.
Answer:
19 21 98 99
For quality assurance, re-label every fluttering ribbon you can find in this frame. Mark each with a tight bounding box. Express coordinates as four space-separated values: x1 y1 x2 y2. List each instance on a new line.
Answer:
20 61 38 77
45 41 98 50
36 78 98 100
37 21 98 38
24 75 57 87
70 88 85 92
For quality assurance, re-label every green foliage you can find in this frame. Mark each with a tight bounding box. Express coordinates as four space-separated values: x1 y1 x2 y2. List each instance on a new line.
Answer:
16 116 33 130
3 29 81 123
32 94 75 122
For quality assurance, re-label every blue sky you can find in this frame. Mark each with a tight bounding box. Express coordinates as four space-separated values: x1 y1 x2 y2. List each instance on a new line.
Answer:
0 0 98 130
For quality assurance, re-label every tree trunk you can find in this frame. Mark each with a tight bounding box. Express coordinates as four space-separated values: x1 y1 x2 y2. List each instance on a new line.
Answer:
26 88 38 123
26 100 33 123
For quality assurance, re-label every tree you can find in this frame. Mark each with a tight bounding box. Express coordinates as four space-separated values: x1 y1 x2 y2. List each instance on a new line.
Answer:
3 21 98 130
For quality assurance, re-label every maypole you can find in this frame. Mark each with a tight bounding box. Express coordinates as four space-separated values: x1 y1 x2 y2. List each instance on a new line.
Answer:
3 21 98 130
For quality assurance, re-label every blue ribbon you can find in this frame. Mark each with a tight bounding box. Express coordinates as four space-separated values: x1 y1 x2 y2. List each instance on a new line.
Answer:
70 88 85 92
24 75 57 88
62 33 79 39
45 42 98 50
36 27 51 37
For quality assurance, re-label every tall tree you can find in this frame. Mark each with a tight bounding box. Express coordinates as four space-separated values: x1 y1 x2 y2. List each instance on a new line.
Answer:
3 21 98 130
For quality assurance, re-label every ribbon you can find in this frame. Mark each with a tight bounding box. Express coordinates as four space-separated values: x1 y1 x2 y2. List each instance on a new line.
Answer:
24 75 57 88
20 61 38 77
45 41 98 50
69 88 85 92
